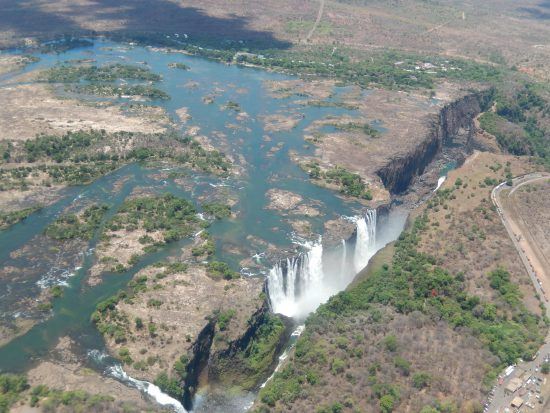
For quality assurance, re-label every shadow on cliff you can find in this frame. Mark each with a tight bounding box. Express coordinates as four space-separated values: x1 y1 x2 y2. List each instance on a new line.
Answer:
0 0 291 49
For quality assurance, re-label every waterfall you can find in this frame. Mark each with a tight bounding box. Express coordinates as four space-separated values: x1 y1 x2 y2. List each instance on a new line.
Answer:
340 239 347 278
108 364 187 413
267 242 324 318
353 209 377 273
434 176 446 192
267 210 377 319
88 349 187 413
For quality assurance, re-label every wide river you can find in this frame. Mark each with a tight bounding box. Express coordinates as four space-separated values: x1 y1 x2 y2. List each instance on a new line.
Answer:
0 40 406 411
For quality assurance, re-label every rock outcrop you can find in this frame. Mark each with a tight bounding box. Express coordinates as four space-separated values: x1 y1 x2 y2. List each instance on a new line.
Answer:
377 88 493 194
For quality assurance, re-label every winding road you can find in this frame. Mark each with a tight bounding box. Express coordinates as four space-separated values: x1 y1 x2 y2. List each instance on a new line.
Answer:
488 173 550 413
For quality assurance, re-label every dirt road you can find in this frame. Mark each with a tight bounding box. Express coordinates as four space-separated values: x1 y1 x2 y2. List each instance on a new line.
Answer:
306 0 325 41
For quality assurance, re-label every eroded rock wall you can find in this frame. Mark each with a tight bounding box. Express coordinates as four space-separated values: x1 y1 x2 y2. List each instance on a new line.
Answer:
377 89 493 194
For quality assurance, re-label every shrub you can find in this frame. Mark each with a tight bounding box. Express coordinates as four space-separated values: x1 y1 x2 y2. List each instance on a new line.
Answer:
207 261 239 280
331 358 346 375
393 356 410 376
383 335 397 352
380 394 395 413
412 372 432 389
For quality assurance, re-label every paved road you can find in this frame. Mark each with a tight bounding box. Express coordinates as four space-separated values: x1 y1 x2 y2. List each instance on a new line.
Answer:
487 173 550 413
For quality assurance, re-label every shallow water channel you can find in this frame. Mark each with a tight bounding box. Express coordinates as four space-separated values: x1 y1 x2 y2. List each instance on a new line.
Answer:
0 40 404 411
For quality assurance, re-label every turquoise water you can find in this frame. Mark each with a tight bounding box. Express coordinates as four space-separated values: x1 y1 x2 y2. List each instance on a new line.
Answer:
0 40 367 376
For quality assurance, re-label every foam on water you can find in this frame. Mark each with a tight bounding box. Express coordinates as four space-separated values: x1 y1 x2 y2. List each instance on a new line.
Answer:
434 176 446 191
108 364 187 413
268 210 377 319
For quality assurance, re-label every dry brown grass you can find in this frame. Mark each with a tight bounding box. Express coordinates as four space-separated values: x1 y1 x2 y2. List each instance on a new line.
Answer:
100 263 263 383
0 81 170 142
263 306 494 412
1 1 549 80
414 151 546 315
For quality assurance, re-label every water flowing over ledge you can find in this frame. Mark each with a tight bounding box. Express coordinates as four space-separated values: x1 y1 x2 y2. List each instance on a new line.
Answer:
109 365 187 413
267 210 377 319
88 349 187 413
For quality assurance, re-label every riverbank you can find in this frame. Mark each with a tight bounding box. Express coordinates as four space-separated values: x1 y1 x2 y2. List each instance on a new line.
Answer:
254 150 548 412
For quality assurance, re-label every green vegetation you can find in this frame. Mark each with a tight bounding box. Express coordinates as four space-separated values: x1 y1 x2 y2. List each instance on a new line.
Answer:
305 100 359 110
224 100 241 112
329 121 380 138
154 371 182 399
38 37 93 54
412 372 432 389
479 84 550 168
382 335 397 352
50 285 64 298
176 138 232 175
306 164 372 200
257 199 545 410
118 347 133 364
28 385 114 411
153 354 190 399
39 62 169 100
168 62 190 70
92 290 128 344
191 231 216 256
0 163 119 189
45 204 108 240
68 84 170 100
107 194 197 243
489 267 522 307
217 309 236 331
24 130 105 163
1 130 232 193
114 32 507 92
40 63 161 83
0 374 28 413
237 48 502 91
218 312 286 390
479 112 531 156
206 261 240 280
315 215 544 366
393 356 410 376
0 205 42 230
202 202 231 219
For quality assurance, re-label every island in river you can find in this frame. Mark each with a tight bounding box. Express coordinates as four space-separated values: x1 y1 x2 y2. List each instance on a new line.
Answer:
0 17 548 413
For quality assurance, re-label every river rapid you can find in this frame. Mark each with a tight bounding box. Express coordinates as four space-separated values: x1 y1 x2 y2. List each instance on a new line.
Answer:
0 40 407 411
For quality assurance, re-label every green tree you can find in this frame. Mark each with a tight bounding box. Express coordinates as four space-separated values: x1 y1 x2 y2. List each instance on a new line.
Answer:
380 394 395 413
412 372 432 389
383 335 398 352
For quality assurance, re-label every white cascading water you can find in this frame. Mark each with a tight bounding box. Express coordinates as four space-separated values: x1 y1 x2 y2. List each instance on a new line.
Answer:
108 364 187 413
353 209 377 273
434 176 446 192
340 239 347 279
87 349 187 412
268 210 377 319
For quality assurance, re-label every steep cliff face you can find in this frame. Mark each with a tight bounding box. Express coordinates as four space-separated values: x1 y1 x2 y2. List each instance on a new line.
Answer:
182 290 291 407
183 320 216 409
377 89 493 194
207 298 292 390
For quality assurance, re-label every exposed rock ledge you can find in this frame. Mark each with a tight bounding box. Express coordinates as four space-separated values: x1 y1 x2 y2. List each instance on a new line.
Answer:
377 88 493 194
